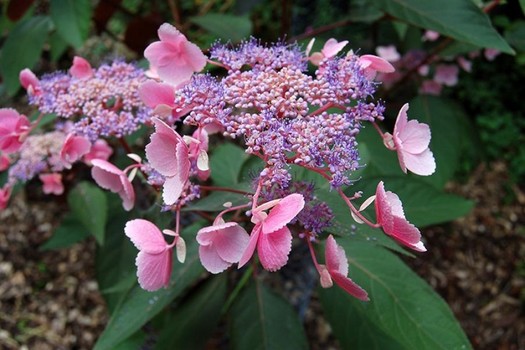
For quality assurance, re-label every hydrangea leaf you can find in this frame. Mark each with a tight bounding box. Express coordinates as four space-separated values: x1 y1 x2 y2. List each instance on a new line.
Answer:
50 0 92 48
94 223 205 350
374 0 514 54
230 280 308 350
319 240 472 350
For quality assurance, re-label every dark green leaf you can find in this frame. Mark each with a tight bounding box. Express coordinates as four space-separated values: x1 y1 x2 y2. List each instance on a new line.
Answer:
375 0 514 54
39 213 91 250
190 14 252 42
95 199 136 313
184 191 250 212
0 16 51 95
49 31 69 61
209 143 249 187
408 96 470 189
319 240 472 349
94 223 205 350
155 276 226 350
230 280 308 350
520 0 525 16
68 181 108 245
50 0 92 48
505 20 525 52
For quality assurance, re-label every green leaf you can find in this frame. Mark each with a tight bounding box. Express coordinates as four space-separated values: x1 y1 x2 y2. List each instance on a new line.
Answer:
374 0 514 54
49 31 69 61
520 0 525 16
357 176 474 228
505 20 525 52
230 280 308 350
0 16 51 95
95 198 136 313
190 14 252 42
319 240 472 349
68 181 108 245
408 96 470 189
209 143 249 187
50 0 92 48
39 213 91 250
155 275 227 350
94 223 205 350
184 191 249 212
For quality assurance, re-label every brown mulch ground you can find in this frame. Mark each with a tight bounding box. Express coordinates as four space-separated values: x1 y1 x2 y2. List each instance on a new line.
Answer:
0 161 524 349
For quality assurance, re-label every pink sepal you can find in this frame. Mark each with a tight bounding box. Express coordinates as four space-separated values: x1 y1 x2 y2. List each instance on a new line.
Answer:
39 173 64 195
60 134 91 168
69 56 94 79
91 159 135 211
0 108 30 154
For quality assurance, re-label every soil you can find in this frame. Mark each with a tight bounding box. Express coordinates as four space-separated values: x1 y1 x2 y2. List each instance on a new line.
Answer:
0 161 524 349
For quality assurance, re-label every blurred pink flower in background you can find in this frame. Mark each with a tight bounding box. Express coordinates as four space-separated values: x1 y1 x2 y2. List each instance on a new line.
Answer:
39 173 64 195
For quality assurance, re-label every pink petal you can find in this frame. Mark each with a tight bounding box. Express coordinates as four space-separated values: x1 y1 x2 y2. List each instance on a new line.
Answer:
396 120 431 154
321 39 348 58
257 227 292 272
213 224 250 263
91 159 124 193
390 215 424 248
156 60 195 87
325 235 349 276
375 45 401 62
157 22 185 42
125 219 168 254
136 250 172 291
83 139 113 165
399 148 436 176
330 272 369 301
0 186 11 210
198 244 232 274
176 140 190 183
262 194 305 233
162 174 185 205
360 55 396 76
238 225 261 268
434 64 459 86
145 118 183 177
183 40 207 72
69 56 93 79
39 173 64 195
0 109 30 154
61 134 91 166
375 181 394 231
319 265 333 288
139 81 175 109
19 68 40 91
118 173 135 211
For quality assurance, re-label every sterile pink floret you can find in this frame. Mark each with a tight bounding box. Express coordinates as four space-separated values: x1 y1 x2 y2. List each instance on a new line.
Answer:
144 23 207 86
197 222 250 273
145 117 190 205
319 235 369 301
376 45 401 62
19 68 40 95
307 38 348 65
359 54 396 79
139 81 191 121
125 219 173 291
390 103 436 176
91 159 135 211
239 194 305 271
375 181 426 252
39 173 64 195
60 134 91 168
69 56 94 79
83 139 113 165
433 64 459 87
0 108 30 154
